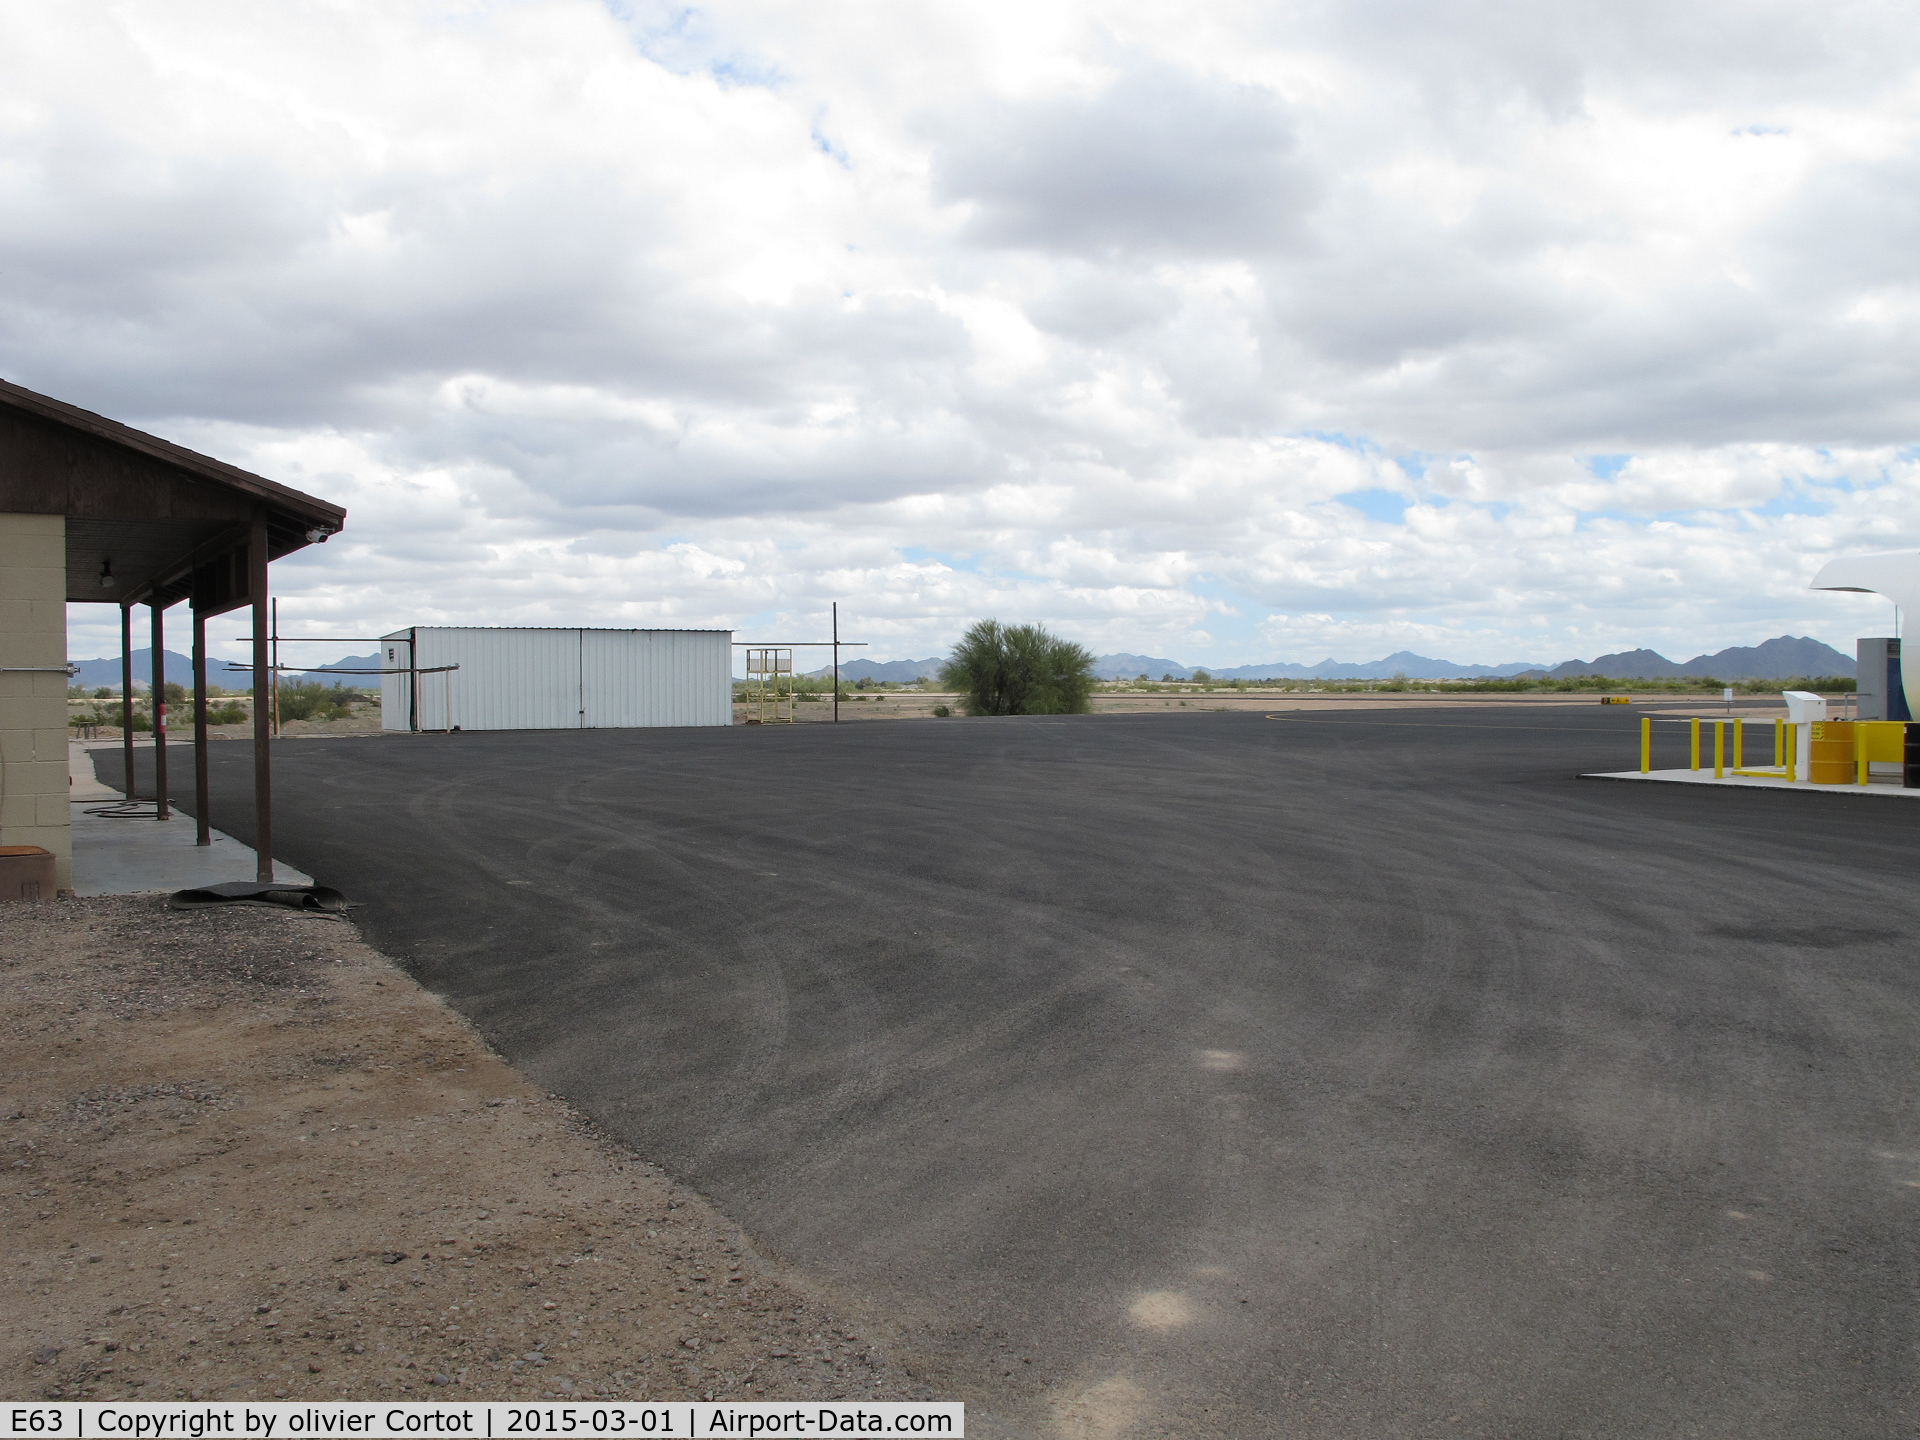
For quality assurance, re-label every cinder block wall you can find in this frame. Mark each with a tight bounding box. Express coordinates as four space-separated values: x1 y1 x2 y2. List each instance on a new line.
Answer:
0 512 71 892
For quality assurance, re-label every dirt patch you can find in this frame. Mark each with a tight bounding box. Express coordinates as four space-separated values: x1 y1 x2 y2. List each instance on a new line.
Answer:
0 896 929 1405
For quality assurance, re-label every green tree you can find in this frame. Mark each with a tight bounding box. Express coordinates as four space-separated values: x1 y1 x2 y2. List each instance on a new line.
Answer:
939 620 1096 716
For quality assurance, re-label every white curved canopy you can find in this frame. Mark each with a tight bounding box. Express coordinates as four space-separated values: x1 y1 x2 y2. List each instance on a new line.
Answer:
1811 550 1920 717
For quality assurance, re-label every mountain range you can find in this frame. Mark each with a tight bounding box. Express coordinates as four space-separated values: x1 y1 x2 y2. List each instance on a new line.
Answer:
68 649 381 690
1088 650 1551 681
1533 636 1853 680
801 656 946 682
69 649 197 689
1091 636 1852 681
72 635 1857 691
1100 636 1855 681
817 636 1853 683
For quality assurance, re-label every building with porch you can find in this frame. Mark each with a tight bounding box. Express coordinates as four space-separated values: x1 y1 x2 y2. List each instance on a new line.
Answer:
0 378 346 894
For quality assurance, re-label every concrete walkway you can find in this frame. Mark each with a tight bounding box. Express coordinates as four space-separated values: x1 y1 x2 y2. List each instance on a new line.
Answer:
68 743 312 896
1585 765 1920 797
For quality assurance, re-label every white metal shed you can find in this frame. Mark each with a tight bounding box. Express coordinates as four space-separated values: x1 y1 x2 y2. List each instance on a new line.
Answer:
379 627 732 732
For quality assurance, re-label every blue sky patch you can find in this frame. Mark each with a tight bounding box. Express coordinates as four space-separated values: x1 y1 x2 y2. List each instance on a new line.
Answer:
1337 489 1411 524
899 545 978 572
1301 430 1375 452
1749 492 1831 519
812 121 850 167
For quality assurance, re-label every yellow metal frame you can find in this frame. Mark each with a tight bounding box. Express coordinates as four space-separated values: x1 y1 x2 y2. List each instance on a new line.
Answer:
742 646 796 724
1639 714 1904 786
1731 717 1795 779
1851 719 1905 784
1730 716 1777 778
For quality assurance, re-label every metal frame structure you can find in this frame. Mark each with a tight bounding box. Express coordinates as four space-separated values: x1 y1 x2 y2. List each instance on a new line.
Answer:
221 623 462 736
741 647 796 724
733 605 868 721
220 656 462 732
1638 712 1909 786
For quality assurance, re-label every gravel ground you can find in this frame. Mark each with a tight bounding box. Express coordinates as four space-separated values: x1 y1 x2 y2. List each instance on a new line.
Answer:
0 895 930 1406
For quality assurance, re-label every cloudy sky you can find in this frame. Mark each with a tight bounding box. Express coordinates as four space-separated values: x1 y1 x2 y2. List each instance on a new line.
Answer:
11 0 1920 668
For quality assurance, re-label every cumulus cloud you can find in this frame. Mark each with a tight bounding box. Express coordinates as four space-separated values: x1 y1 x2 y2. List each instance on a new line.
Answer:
933 66 1320 257
11 0 1919 669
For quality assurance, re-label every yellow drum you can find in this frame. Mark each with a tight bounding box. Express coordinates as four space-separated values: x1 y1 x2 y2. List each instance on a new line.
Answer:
1808 720 1856 784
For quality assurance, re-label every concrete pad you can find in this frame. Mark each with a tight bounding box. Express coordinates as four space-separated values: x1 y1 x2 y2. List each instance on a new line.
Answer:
68 740 118 800
1585 765 1920 797
67 742 313 896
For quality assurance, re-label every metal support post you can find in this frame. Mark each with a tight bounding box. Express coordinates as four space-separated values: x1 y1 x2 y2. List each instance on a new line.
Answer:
1713 721 1724 778
193 609 210 845
150 601 169 821
1785 724 1796 784
250 513 274 882
832 602 839 724
119 603 136 801
1690 716 1700 771
1640 716 1650 774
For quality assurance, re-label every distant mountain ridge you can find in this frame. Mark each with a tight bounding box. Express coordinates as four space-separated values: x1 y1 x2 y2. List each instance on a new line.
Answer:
314 653 383 677
79 637 1853 691
1095 636 1851 681
800 656 944 682
1091 650 1549 681
70 649 195 689
1087 652 1192 680
70 650 382 690
823 636 1854 684
1538 636 1852 680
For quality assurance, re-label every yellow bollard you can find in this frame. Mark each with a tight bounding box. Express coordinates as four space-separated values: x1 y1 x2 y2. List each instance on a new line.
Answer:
1859 724 1869 785
1641 716 1651 774
1774 716 1783 767
1690 716 1700 770
1714 720 1724 778
1734 717 1743 772
1785 723 1796 783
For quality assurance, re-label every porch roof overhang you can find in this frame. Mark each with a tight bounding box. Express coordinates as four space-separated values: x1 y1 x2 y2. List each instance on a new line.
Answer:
0 377 347 614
